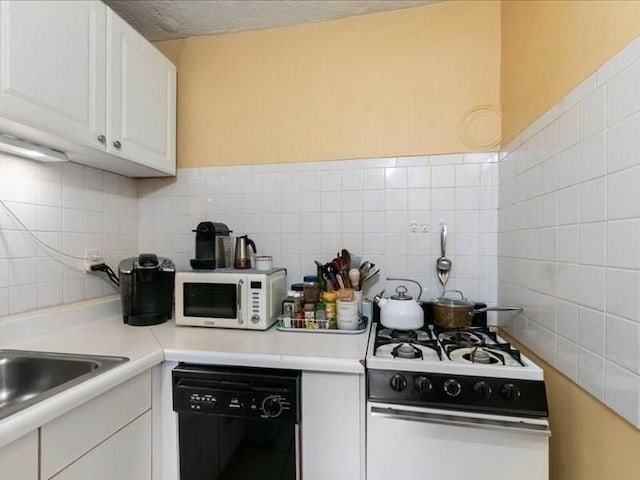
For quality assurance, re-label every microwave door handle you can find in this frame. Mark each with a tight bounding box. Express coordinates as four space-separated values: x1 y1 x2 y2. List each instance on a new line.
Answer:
237 279 243 322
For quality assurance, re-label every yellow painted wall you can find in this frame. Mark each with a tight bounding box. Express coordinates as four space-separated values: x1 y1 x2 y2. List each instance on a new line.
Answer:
501 0 640 145
500 332 640 480
155 1 501 168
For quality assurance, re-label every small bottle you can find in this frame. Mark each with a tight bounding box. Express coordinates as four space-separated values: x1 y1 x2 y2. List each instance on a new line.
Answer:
282 290 298 316
316 264 326 293
303 303 315 328
323 291 337 329
315 301 326 328
281 304 293 328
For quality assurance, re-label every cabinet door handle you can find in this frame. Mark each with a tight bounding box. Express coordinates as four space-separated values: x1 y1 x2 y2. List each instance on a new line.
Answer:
97 135 106 144
113 140 122 149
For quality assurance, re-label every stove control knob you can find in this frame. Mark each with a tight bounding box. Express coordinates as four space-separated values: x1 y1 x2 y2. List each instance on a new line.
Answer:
414 376 433 395
261 396 283 418
444 379 462 397
390 374 408 392
500 383 521 401
473 381 492 399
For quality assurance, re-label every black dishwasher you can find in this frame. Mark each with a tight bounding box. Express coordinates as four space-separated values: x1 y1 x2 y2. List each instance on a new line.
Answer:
172 364 301 480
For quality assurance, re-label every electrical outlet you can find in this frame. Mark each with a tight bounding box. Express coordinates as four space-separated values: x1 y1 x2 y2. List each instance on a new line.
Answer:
83 248 104 272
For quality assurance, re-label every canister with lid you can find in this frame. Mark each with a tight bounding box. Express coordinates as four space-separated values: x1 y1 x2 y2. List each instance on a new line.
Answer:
303 275 320 304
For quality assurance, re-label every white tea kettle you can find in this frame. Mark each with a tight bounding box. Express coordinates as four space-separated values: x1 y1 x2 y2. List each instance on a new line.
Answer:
373 278 424 330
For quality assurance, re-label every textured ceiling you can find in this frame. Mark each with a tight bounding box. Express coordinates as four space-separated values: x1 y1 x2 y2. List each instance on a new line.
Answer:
105 0 440 42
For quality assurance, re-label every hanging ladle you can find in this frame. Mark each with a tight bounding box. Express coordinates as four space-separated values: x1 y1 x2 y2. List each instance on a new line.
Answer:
436 223 452 290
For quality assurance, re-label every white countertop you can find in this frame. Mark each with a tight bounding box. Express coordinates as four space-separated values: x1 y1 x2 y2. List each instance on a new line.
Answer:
153 320 368 373
0 295 369 449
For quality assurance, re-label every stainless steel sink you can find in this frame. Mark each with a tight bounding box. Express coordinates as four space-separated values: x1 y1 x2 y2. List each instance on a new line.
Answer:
0 350 129 421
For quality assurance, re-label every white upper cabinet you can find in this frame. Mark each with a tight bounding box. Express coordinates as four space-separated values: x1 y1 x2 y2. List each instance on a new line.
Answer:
107 10 176 174
0 1 107 149
0 1 176 177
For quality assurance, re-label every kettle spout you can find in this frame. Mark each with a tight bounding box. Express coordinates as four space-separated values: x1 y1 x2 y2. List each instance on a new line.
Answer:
373 290 386 307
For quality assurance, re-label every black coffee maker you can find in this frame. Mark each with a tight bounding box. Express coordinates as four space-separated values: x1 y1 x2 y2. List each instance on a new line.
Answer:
190 221 231 270
119 254 175 326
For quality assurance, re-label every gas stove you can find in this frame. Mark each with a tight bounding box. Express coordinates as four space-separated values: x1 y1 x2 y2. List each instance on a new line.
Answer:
366 323 549 418
365 310 550 479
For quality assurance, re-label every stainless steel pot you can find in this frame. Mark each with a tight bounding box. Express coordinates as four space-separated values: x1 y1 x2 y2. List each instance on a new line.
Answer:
433 290 522 329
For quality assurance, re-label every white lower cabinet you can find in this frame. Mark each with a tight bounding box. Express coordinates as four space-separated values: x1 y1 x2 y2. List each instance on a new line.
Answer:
301 371 365 480
0 430 38 480
41 369 152 480
51 411 151 480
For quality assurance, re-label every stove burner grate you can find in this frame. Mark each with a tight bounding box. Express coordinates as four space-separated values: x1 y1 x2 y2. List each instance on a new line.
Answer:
463 347 499 364
436 326 499 347
392 343 423 359
378 328 433 342
445 344 524 366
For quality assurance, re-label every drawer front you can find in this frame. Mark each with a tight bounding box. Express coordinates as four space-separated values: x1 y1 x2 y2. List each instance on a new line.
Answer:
41 370 151 479
0 430 38 480
51 411 151 480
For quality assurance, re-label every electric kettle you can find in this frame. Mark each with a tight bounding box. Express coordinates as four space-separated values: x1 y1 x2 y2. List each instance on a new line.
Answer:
234 235 257 269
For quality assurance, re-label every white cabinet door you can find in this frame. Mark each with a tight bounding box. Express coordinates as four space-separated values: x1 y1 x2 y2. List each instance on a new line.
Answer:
0 0 106 149
51 411 152 480
302 372 365 480
107 9 176 175
41 370 152 479
0 430 38 480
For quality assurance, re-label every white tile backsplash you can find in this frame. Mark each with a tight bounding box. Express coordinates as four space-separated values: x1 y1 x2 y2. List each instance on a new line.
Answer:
0 154 138 316
500 35 640 427
139 154 499 304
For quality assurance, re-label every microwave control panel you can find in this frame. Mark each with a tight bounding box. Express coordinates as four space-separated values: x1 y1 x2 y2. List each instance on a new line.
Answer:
246 269 286 329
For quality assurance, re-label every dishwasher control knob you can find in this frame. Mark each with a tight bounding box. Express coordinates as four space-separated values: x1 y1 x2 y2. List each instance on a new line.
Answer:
390 374 408 392
444 379 462 397
261 396 283 418
500 383 521 401
414 376 433 395
473 381 492 399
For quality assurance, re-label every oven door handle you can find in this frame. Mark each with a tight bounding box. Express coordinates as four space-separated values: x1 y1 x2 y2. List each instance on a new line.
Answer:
370 405 551 437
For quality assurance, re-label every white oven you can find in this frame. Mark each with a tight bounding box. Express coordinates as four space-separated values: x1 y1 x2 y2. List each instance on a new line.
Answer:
365 324 550 480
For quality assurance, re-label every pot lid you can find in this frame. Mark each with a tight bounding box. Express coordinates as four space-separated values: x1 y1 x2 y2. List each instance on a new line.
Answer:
435 290 474 308
390 285 414 301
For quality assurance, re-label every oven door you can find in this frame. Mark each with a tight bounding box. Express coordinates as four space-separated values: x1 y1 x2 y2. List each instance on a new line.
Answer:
367 402 550 480
175 272 247 328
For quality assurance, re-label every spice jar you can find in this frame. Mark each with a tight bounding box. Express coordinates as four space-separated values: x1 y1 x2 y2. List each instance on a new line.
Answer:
282 290 302 318
323 291 337 329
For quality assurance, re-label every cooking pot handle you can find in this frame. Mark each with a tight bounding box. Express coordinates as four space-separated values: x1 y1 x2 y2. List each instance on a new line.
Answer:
469 306 522 316
438 289 466 301
386 277 422 301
